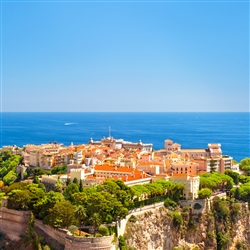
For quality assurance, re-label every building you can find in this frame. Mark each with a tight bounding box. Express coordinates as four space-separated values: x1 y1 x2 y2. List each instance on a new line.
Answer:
169 174 200 200
169 160 200 175
89 137 152 152
94 165 151 186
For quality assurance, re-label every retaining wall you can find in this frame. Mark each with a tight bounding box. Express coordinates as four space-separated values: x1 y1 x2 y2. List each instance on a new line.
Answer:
0 206 31 241
65 235 114 250
35 219 66 250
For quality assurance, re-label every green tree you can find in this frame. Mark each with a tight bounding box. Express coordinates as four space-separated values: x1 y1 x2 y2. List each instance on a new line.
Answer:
71 192 87 206
79 180 83 192
64 183 79 201
32 168 47 177
7 189 31 210
73 178 79 185
89 213 102 237
225 170 239 185
23 212 43 249
3 170 17 185
198 188 212 199
5 182 29 194
33 176 40 184
239 158 250 175
75 205 87 228
66 178 71 186
54 179 63 193
33 191 63 220
51 164 67 175
235 187 241 200
45 201 77 228
2 150 12 160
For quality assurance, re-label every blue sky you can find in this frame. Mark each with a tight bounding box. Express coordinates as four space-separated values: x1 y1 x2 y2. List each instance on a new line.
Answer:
1 0 249 112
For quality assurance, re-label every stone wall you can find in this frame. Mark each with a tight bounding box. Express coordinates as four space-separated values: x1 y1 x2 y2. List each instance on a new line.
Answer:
0 206 31 241
34 219 66 250
0 204 115 250
180 199 207 214
65 235 114 250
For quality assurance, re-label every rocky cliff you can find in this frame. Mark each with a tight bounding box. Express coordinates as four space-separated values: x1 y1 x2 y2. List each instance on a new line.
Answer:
124 203 250 250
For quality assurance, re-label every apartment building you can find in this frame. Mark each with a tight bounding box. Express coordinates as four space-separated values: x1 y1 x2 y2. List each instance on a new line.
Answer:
169 160 200 175
169 174 200 200
89 137 152 152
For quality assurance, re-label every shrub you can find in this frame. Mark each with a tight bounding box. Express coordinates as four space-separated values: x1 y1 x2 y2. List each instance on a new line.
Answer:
217 232 231 250
235 241 248 249
164 198 177 210
128 215 137 223
118 236 127 250
68 225 78 235
172 212 183 226
182 206 189 212
98 226 109 236
207 231 214 239
213 197 230 221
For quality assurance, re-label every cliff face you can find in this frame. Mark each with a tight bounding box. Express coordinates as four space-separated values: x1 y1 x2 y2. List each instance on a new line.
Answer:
124 204 250 250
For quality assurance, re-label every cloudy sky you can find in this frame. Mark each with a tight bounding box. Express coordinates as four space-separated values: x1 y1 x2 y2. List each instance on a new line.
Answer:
1 0 249 112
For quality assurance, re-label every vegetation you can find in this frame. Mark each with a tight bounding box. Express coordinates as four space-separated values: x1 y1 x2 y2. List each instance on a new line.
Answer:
172 212 183 227
200 172 233 192
98 225 109 236
239 158 250 175
198 188 212 199
0 150 21 185
2 150 250 250
164 197 177 210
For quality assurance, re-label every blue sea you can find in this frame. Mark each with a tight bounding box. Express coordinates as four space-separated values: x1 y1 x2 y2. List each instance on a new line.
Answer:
0 112 249 162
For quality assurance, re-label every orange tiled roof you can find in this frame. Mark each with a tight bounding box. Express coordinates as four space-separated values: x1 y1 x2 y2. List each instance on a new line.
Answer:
170 173 197 178
94 165 142 174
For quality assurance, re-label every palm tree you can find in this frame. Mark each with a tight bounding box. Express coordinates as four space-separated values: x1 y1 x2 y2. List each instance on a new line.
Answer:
89 213 101 237
75 205 87 235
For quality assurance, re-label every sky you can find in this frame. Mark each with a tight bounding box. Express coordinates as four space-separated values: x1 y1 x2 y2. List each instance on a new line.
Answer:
1 0 249 112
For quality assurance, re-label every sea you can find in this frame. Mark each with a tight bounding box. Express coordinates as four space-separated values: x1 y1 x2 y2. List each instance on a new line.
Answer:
0 112 249 162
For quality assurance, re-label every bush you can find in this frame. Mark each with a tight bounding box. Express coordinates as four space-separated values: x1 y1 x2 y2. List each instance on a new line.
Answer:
207 231 214 239
235 241 248 249
217 232 231 250
213 197 230 221
182 206 189 212
118 236 127 250
164 198 177 210
128 215 137 223
172 212 183 226
68 225 78 235
98 226 109 236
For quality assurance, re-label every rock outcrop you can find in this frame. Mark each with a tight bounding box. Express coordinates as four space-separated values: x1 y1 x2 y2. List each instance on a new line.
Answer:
124 203 250 250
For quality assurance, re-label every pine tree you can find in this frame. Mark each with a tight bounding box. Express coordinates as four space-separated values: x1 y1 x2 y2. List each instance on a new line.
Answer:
79 180 83 192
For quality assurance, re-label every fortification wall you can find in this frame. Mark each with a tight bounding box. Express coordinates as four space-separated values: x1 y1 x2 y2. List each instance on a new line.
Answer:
34 219 66 250
0 205 115 250
65 235 114 250
0 206 31 241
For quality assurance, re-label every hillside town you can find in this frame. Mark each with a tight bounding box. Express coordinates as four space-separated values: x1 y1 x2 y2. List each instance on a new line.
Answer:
2 137 239 201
